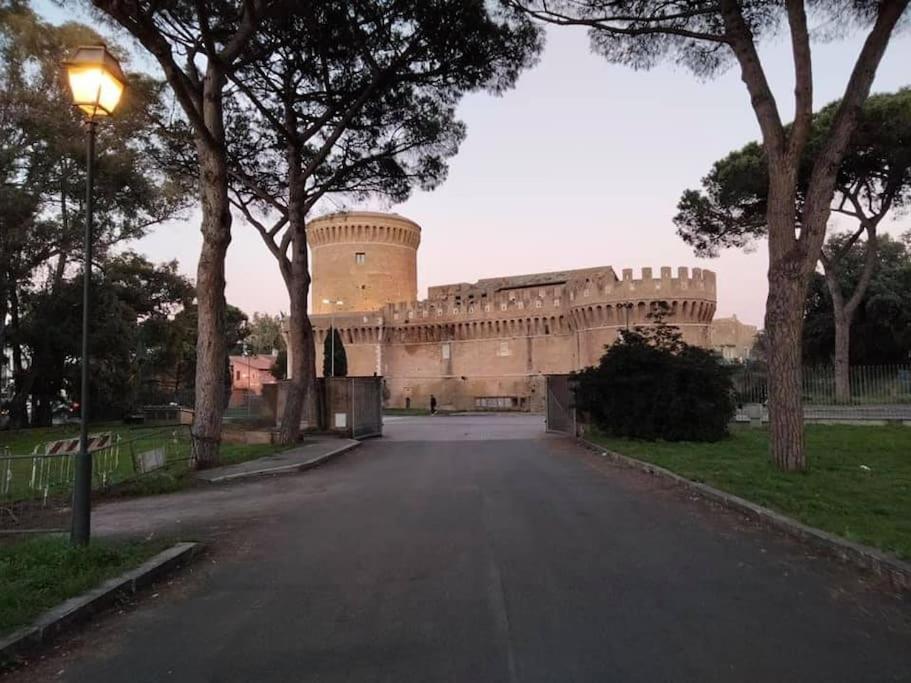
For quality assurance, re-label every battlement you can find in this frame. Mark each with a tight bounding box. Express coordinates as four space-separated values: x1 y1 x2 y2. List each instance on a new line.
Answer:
568 266 716 302
307 210 421 249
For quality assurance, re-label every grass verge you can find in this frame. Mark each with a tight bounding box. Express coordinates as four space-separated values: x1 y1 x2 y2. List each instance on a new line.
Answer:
0 535 171 636
1 423 293 501
588 424 911 561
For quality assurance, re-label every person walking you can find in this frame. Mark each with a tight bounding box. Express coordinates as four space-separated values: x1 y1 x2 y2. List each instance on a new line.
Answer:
430 395 437 415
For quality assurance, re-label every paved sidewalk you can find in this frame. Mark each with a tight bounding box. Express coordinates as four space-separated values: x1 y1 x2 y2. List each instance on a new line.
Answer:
194 436 359 483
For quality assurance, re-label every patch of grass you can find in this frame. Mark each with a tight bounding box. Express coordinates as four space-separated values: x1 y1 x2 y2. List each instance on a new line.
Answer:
1 424 293 504
0 535 171 636
589 424 911 560
0 422 122 455
102 441 293 498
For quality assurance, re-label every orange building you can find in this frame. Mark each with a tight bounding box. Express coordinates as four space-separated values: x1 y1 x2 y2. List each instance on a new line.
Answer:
229 354 279 397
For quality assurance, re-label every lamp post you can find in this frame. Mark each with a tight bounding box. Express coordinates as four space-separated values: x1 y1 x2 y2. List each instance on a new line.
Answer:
64 45 126 546
621 302 634 330
322 299 344 377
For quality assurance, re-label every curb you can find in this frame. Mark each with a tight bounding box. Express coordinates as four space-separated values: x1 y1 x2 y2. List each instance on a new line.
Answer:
577 437 911 592
200 441 361 484
0 541 202 665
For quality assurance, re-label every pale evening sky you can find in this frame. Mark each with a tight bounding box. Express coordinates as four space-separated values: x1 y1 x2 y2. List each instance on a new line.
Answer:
41 4 911 327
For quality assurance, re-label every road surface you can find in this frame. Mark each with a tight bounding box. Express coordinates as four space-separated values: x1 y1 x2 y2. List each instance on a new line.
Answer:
8 415 910 682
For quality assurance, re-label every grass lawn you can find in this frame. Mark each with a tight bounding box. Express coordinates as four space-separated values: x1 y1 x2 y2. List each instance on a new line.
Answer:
0 535 172 636
589 424 911 560
0 423 292 503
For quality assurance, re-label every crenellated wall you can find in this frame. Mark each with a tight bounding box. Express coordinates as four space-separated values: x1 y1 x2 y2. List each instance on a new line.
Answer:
294 211 722 412
308 211 420 315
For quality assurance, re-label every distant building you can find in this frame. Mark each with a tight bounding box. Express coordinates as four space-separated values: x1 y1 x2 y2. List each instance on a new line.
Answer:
710 315 759 362
229 354 279 397
286 211 750 412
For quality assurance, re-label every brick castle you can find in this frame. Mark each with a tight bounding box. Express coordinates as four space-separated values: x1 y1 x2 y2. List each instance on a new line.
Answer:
290 211 755 412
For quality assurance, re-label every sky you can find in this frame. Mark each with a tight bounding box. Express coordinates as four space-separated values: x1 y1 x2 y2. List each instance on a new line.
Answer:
39 3 911 327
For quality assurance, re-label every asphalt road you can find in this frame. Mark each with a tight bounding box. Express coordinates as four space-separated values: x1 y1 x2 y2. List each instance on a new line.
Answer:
10 415 911 682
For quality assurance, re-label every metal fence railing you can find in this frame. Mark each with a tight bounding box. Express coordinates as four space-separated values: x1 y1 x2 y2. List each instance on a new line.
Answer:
732 364 911 406
0 424 196 531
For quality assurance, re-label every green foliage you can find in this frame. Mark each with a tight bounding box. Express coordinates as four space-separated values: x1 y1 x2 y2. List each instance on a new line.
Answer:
575 319 734 442
322 327 348 378
270 348 287 381
246 313 285 355
675 88 911 257
0 3 192 425
0 535 169 635
804 233 911 364
14 254 194 421
590 425 911 560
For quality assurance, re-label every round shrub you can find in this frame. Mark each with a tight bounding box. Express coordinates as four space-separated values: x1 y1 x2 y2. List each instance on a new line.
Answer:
574 325 735 442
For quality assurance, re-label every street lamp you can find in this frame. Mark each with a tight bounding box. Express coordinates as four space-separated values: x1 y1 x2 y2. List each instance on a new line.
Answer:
621 302 635 330
64 45 126 546
322 299 344 377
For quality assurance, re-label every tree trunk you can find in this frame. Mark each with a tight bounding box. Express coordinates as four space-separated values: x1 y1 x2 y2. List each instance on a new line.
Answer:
832 309 851 403
277 172 316 445
764 167 809 473
765 273 807 472
191 143 231 468
823 224 878 404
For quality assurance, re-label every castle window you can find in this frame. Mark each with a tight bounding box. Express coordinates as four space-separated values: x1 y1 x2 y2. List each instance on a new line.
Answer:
517 301 524 309
500 303 507 311
535 300 542 309
554 299 561 307
497 341 511 357
437 309 443 316
583 289 591 297
355 252 366 265
442 343 451 360
485 304 491 313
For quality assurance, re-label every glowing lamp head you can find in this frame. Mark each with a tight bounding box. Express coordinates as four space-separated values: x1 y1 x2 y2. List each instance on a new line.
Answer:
64 45 126 119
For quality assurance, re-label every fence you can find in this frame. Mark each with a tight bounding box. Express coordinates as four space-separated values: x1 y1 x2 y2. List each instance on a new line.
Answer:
1 424 195 531
732 364 911 406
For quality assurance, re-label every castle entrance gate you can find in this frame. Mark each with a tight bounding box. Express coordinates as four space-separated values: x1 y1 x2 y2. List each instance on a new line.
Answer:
545 374 575 435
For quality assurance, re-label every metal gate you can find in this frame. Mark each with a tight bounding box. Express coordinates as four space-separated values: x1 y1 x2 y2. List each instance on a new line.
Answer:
545 374 575 435
350 377 383 439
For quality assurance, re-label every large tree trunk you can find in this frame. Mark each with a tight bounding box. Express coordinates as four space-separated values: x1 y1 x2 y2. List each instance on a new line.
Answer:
277 166 316 445
191 143 231 468
764 166 810 472
765 274 807 472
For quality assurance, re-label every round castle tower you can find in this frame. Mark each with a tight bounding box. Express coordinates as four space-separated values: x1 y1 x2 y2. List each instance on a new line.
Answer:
308 211 421 315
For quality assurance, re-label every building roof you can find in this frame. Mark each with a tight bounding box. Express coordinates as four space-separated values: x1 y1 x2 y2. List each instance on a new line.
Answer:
229 354 277 372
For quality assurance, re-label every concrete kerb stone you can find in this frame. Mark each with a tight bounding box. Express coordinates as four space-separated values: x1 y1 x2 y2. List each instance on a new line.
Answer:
200 441 361 484
0 542 202 666
577 437 911 593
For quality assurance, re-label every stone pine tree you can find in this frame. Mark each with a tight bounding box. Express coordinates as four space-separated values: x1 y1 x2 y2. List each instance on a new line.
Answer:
322 328 348 379
676 89 911 402
90 0 291 467
511 0 909 471
0 3 190 426
227 1 542 444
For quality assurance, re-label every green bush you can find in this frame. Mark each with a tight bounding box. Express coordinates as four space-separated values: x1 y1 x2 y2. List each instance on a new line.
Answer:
575 323 735 441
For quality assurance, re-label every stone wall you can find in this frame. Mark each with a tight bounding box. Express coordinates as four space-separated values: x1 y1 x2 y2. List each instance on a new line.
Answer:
297 211 722 413
308 211 420 315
